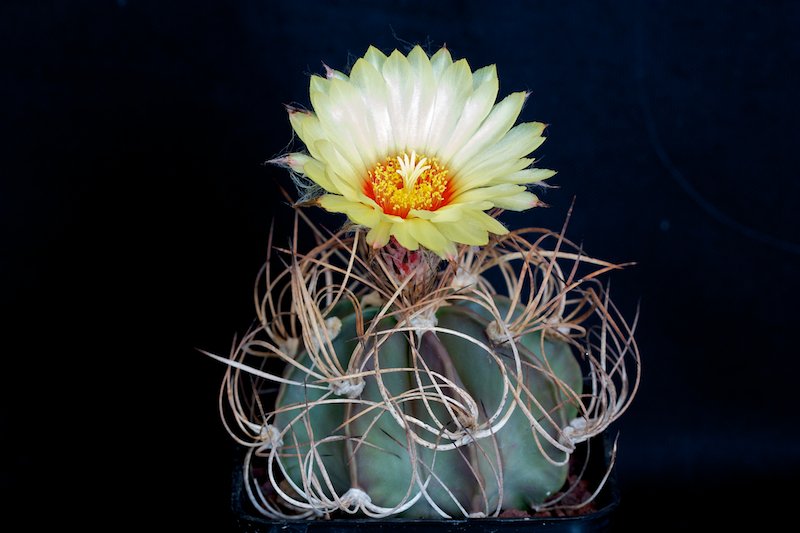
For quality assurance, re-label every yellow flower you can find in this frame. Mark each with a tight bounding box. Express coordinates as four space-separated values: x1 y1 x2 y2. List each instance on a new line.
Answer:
271 45 555 259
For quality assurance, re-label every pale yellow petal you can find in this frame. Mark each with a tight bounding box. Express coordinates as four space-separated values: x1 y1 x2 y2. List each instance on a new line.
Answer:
429 46 453 83
470 122 547 171
390 222 418 251
363 45 388 72
488 190 541 211
471 64 497 90
451 183 527 205
287 107 311 136
366 220 392 249
327 77 380 166
404 45 437 151
450 122 547 193
314 140 361 199
452 158 533 195
437 208 507 247
324 64 349 82
382 49 416 154
436 214 491 246
302 158 340 195
437 73 499 163
311 88 370 178
318 195 382 228
489 167 556 185
298 114 327 161
471 209 509 235
325 165 361 203
407 218 448 257
349 58 393 159
418 200 495 220
267 152 313 174
447 91 527 175
408 204 466 223
309 75 330 98
437 227 485 246
422 58 474 156
288 108 319 150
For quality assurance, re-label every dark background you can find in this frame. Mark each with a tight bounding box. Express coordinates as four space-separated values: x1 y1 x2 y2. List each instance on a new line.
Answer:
2 0 798 530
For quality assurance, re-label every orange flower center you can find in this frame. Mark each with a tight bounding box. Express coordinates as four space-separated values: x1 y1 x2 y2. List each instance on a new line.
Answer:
365 151 450 218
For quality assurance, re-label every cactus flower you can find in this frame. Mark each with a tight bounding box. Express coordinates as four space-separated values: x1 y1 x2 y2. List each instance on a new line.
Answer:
269 45 554 259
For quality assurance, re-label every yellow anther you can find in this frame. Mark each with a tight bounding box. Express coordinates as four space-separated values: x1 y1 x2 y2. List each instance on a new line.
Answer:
366 152 450 218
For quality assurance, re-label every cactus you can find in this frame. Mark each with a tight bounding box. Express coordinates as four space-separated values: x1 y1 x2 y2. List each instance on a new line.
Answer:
206 44 640 520
209 215 639 519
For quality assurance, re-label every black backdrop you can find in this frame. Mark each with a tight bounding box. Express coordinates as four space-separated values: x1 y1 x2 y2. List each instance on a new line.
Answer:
2 1 798 530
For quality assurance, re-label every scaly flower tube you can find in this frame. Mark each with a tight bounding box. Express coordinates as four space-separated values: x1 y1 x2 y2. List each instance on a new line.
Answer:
270 45 555 259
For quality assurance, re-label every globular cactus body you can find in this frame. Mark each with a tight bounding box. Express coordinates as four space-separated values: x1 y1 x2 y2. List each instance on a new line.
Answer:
211 45 642 521
211 226 640 520
273 295 582 518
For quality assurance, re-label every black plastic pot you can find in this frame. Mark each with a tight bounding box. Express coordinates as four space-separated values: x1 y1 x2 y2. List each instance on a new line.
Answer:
231 433 619 532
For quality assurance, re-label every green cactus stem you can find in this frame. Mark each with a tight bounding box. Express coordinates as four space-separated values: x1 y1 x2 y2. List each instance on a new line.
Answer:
208 219 640 520
273 294 583 518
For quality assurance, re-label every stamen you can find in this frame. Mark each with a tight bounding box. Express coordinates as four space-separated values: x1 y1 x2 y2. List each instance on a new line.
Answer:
366 152 450 218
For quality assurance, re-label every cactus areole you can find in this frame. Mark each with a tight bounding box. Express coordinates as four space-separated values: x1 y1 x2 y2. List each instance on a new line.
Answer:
208 45 640 520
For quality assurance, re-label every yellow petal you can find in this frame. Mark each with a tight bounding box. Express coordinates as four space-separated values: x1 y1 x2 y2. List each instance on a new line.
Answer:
298 114 327 161
311 88 370 178
349 58 393 159
471 64 497 90
318 195 382 228
327 77 379 167
436 214 492 246
423 58 474 156
366 220 392 249
313 140 361 200
472 122 547 171
437 72 499 163
452 183 527 205
489 190 541 211
419 200 495 220
309 75 330 98
390 222 418 251
382 49 416 154
407 218 448 256
453 158 534 195
450 122 548 193
267 152 312 174
404 46 437 151
363 45 388 72
323 63 349 82
471 209 509 235
287 107 314 143
409 204 466 223
489 167 556 185
447 91 527 175
429 46 453 83
302 158 340 195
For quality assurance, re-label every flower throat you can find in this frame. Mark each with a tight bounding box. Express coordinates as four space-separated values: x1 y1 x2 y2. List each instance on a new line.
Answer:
366 151 450 218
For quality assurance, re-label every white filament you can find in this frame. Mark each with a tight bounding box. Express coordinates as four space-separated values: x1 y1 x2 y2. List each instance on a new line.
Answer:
396 150 430 191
